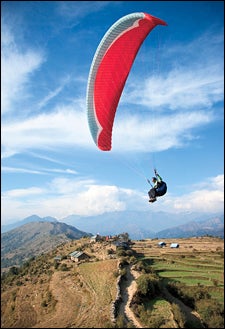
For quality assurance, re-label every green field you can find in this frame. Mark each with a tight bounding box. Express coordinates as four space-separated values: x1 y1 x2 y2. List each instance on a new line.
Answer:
131 237 224 328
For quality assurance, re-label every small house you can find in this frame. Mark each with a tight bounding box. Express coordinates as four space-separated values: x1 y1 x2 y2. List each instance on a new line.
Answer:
69 250 90 262
90 234 101 243
105 235 113 241
170 243 179 248
54 256 62 263
158 241 166 248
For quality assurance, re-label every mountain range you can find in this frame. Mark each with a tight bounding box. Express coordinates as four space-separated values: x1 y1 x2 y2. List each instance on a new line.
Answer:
2 211 224 240
62 211 224 239
153 216 224 238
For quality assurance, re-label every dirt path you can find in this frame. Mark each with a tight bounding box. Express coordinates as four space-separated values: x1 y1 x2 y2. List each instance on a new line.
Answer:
118 265 143 328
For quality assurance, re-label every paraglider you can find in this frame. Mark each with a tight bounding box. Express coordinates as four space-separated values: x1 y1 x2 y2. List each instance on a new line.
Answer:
147 169 167 203
86 12 167 151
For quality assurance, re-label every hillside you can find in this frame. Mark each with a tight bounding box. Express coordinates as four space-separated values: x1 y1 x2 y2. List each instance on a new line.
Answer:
1 236 224 328
1 237 119 328
1 221 92 271
1 215 58 233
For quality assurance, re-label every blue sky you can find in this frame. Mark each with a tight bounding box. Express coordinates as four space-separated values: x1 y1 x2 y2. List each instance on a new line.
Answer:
2 1 224 225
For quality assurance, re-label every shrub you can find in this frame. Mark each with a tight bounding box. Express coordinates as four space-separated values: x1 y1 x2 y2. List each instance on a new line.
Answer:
195 299 224 328
136 274 160 298
120 268 127 278
60 263 69 271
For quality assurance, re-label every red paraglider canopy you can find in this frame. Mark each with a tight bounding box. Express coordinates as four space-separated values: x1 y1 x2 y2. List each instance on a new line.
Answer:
86 12 167 151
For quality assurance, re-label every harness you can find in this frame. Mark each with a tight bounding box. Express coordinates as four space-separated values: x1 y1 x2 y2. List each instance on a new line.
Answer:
156 181 167 196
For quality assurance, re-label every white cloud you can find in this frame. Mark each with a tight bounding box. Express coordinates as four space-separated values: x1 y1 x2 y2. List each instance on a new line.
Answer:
47 177 93 195
172 189 223 212
1 107 93 158
2 103 215 158
1 179 128 223
1 23 45 115
57 1 112 20
1 167 46 175
124 65 223 111
124 28 224 111
158 174 224 213
3 187 44 198
1 175 223 225
1 166 78 176
113 110 213 152
37 76 71 110
72 185 127 215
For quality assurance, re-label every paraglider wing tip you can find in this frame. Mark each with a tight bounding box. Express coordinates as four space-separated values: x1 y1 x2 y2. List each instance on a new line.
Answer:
98 145 112 152
144 12 168 26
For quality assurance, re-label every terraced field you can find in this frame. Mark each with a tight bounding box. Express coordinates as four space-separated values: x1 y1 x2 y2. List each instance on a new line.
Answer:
130 236 224 327
133 237 223 296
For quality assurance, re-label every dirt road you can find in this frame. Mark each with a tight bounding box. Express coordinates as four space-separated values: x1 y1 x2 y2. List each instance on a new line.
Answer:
118 265 143 328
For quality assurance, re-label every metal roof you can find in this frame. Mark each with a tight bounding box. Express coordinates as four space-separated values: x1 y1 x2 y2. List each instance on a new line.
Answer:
69 251 84 258
170 243 179 248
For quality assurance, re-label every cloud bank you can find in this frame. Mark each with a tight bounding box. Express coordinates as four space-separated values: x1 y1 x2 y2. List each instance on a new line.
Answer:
2 174 224 225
